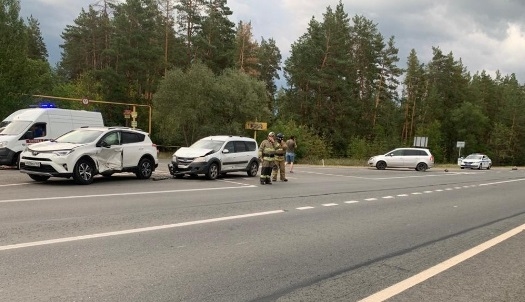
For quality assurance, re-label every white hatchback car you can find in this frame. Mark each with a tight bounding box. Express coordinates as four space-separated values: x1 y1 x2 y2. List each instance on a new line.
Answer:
168 135 259 180
19 127 159 184
459 153 492 170
368 147 434 171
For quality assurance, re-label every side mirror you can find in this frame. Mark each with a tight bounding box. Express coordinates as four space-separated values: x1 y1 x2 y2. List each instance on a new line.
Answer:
99 141 110 148
223 149 230 154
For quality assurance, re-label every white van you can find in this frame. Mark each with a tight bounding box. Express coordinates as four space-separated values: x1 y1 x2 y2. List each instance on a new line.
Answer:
0 108 104 166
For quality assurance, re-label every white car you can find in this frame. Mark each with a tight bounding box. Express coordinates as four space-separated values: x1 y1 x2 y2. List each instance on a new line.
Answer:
368 147 434 171
459 153 492 170
168 135 259 180
19 127 159 184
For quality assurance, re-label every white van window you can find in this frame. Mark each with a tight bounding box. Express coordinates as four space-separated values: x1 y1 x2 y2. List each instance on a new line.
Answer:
0 121 31 136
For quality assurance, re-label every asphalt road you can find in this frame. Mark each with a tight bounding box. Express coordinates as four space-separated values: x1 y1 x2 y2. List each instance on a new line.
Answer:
0 162 524 302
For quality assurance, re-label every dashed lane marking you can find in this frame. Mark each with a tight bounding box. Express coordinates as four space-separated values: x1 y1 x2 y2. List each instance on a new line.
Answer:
322 203 338 207
297 206 315 210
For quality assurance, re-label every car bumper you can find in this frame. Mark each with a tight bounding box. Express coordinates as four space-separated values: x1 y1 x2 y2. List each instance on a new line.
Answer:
168 161 209 175
19 155 74 177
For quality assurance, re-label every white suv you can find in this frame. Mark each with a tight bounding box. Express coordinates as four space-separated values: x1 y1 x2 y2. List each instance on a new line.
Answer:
368 147 434 171
19 127 159 184
168 135 259 180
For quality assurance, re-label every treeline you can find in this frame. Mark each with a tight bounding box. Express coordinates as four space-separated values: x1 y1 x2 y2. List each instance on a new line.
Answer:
1 0 524 164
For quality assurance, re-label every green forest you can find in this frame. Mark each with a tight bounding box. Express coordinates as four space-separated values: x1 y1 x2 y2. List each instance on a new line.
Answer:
1 0 524 165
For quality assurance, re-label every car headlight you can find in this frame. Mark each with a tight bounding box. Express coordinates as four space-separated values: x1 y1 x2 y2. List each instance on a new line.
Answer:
53 149 74 156
0 141 7 148
193 157 206 163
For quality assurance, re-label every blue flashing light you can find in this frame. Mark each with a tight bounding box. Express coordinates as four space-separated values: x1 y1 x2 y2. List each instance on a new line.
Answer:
38 101 57 108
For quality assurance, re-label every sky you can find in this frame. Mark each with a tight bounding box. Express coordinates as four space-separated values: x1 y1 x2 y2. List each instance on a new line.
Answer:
20 0 525 84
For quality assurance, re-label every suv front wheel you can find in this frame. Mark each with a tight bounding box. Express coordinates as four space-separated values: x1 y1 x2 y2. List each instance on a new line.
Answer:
73 158 95 185
206 162 219 180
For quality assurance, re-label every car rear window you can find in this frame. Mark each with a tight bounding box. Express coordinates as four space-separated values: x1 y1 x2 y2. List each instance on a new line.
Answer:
121 131 145 144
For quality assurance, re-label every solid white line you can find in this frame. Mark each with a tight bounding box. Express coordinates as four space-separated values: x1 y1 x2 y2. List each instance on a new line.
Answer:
0 185 256 204
479 178 525 186
0 210 285 251
0 183 32 187
322 203 338 207
359 223 525 302
296 206 315 210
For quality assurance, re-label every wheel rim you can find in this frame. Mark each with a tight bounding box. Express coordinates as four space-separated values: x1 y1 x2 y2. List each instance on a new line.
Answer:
79 162 92 181
141 161 152 177
417 163 427 171
377 162 386 170
210 164 218 179
250 162 258 176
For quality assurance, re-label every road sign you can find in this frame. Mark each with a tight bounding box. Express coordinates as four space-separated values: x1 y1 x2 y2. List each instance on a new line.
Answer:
457 141 465 148
131 121 138 128
131 111 138 118
123 109 131 119
81 98 89 105
245 122 267 130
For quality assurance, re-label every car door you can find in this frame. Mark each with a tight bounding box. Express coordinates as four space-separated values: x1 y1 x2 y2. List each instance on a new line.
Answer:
387 149 405 167
95 131 123 172
233 141 251 170
121 130 146 168
402 149 419 168
220 141 237 172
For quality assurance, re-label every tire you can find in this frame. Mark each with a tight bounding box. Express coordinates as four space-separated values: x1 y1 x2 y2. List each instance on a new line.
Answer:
247 160 259 177
415 162 428 172
136 158 153 179
487 164 491 170
13 152 21 169
478 163 482 170
29 174 50 182
206 162 219 180
174 174 184 179
73 158 95 185
376 161 387 170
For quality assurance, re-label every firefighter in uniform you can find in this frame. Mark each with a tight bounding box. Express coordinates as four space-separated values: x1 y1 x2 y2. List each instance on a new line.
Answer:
259 132 277 185
272 133 288 182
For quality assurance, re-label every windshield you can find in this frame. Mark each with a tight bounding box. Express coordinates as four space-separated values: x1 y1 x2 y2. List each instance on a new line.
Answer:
56 129 104 144
190 139 225 153
465 154 483 160
0 120 10 128
0 121 31 136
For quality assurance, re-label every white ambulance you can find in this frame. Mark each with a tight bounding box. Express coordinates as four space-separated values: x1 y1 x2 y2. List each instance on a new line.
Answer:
0 108 104 167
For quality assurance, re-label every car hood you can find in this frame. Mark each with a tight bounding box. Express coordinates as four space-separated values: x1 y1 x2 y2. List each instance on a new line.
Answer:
28 141 83 151
175 147 214 158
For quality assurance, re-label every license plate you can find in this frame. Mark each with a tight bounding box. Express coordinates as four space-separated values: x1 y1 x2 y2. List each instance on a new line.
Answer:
178 164 188 169
25 161 41 167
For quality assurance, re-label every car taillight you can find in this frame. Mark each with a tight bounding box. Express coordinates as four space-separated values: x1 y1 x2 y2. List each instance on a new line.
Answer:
430 155 434 162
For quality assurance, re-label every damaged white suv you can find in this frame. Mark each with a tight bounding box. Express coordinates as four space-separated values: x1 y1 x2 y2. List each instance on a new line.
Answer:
19 126 158 185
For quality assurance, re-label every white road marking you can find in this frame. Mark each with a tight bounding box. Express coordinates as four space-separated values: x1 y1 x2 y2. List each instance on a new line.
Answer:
454 187 462 189
411 192 422 195
359 223 525 302
435 189 443 192
445 188 453 191
479 178 525 186
365 198 377 201
0 183 32 187
382 196 394 199
0 185 256 204
397 194 408 197
297 206 315 210
322 203 338 207
423 191 433 194
0 210 285 251
344 200 359 204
